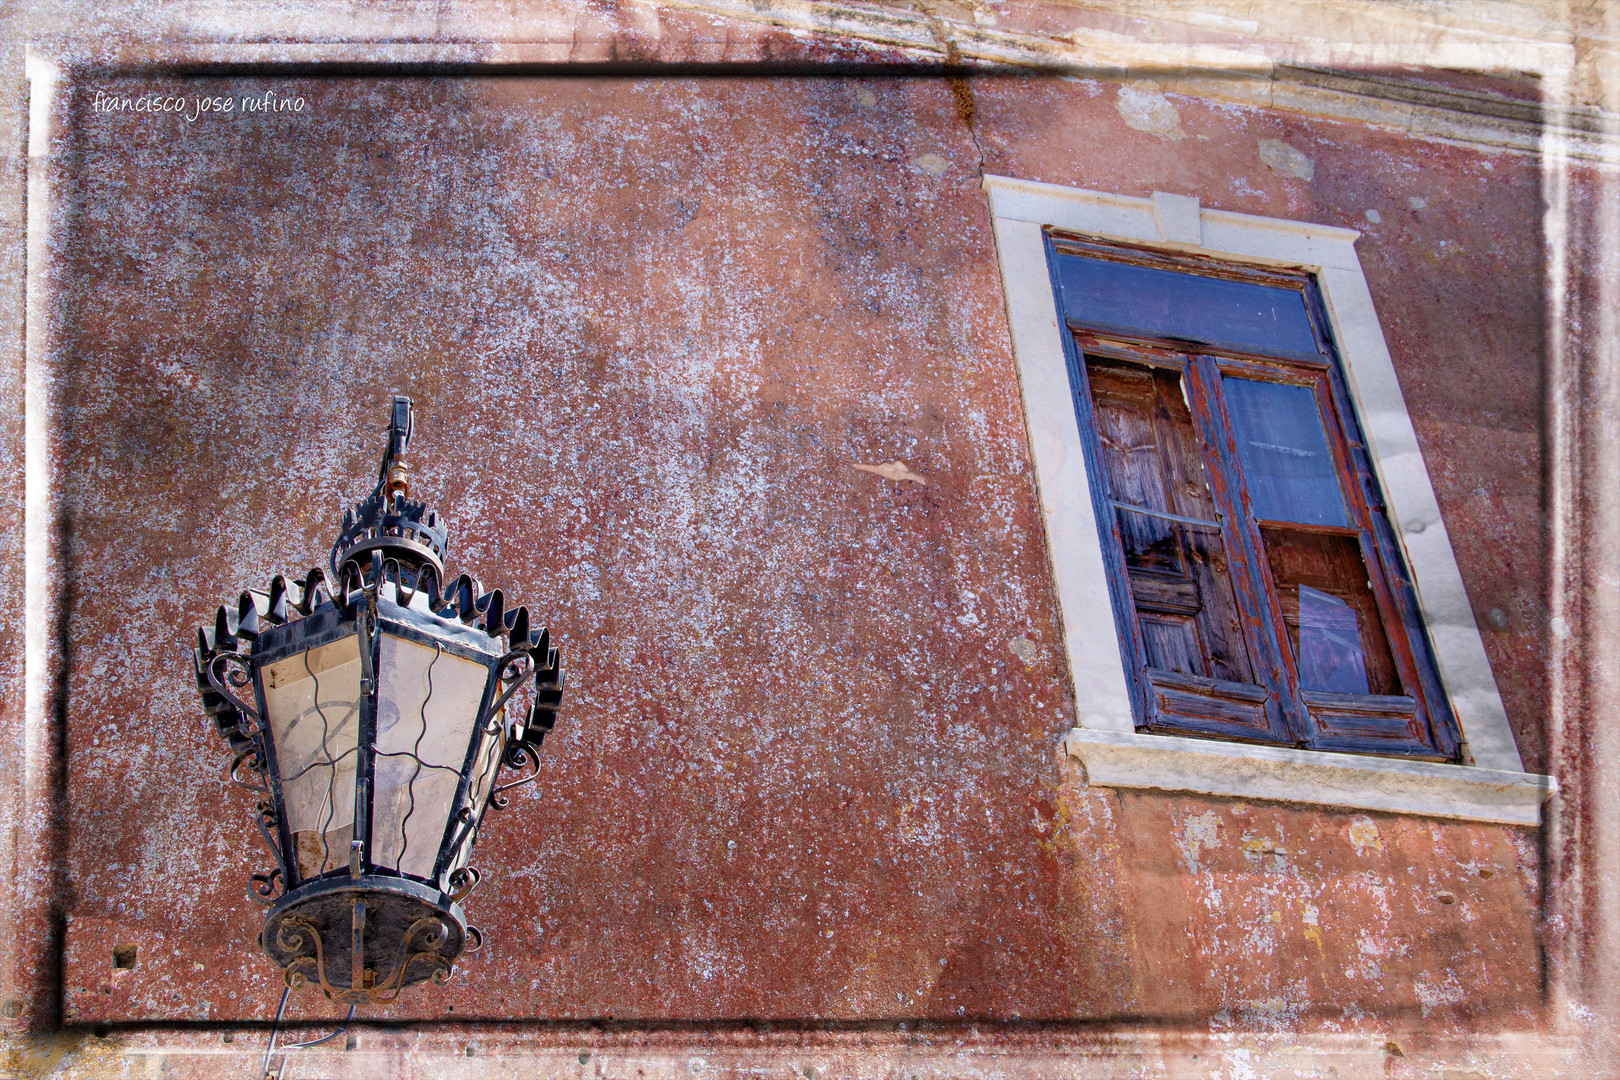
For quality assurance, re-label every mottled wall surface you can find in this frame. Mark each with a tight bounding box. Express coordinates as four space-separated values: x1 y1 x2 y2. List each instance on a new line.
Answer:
42 71 1545 1036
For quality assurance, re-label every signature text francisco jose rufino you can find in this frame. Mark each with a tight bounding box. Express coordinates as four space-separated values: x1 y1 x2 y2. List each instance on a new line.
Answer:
91 90 308 122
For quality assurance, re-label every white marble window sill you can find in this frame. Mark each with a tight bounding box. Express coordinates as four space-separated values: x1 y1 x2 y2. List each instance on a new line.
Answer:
1063 727 1555 825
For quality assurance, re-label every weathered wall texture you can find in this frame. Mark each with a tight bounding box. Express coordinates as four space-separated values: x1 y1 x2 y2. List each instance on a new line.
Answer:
1 0 1616 1076
34 68 1546 1030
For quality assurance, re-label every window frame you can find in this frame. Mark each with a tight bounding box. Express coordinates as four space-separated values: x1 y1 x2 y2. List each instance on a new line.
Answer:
1051 235 1462 762
982 175 1554 825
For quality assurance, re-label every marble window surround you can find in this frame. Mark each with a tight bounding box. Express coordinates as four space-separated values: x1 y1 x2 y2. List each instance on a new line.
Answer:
984 174 1555 826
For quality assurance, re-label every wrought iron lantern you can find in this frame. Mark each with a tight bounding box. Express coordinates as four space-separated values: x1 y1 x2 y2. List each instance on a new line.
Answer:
192 396 564 1004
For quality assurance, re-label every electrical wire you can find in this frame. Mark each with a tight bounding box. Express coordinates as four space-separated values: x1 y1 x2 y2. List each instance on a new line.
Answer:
260 987 289 1080
281 1007 356 1050
262 987 357 1080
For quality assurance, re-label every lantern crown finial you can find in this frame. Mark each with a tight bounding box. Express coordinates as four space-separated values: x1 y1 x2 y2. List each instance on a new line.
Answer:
329 395 450 585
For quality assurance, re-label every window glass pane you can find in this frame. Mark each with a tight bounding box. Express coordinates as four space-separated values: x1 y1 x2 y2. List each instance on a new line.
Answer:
1056 252 1319 354
1260 526 1402 697
1224 377 1350 526
1085 357 1255 685
1297 584 1370 694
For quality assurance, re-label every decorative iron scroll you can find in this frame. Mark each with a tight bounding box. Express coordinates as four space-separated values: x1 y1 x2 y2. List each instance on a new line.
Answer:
275 906 456 1006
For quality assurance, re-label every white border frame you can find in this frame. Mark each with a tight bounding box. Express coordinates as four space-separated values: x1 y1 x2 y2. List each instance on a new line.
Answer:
985 174 1555 826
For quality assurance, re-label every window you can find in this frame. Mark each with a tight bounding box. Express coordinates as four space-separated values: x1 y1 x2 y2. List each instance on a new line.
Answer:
1050 238 1461 761
984 177 1553 824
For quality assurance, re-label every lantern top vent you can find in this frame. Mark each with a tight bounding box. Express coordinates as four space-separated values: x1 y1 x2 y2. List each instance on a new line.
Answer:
329 395 449 583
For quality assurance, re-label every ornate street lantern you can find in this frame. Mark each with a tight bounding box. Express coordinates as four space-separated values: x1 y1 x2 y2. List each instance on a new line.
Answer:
192 397 564 1004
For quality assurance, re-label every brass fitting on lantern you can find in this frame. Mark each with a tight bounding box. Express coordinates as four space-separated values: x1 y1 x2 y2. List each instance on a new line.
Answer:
384 459 410 504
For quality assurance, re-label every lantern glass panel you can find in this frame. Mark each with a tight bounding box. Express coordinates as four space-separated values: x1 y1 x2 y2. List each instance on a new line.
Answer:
372 632 494 880
262 635 362 880
448 725 506 874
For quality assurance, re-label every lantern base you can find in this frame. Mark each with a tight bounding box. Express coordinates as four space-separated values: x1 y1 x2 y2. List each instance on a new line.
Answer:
261 875 471 1004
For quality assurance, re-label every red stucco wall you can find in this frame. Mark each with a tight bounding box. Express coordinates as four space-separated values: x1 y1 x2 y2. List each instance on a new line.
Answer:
27 71 1549 1048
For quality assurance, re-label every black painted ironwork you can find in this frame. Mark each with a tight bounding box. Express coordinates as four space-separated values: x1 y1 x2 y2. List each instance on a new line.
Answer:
191 396 565 1004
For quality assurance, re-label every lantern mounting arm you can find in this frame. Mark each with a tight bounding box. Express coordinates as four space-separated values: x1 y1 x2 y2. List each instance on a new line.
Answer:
372 394 414 513
329 396 448 585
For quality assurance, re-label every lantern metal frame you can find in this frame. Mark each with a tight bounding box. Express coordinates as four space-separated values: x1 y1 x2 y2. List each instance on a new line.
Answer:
192 396 564 1005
